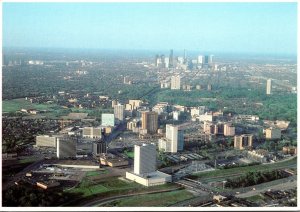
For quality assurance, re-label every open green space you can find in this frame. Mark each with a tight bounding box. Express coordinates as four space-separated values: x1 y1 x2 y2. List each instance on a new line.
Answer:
192 157 297 182
68 177 142 198
244 194 265 203
86 170 108 177
102 190 194 207
124 150 134 159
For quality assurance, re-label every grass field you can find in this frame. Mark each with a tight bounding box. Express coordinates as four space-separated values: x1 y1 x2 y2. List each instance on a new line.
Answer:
124 151 134 159
68 177 142 198
244 194 266 203
2 98 56 113
102 190 194 207
193 157 297 182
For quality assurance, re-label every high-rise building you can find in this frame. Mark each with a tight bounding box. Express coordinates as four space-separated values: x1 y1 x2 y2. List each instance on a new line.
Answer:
184 49 187 63
197 55 203 64
56 137 77 159
171 75 181 90
204 55 209 64
158 124 184 153
164 57 169 68
114 104 125 122
266 79 272 95
111 100 118 108
93 140 107 156
134 144 156 175
101 113 115 126
224 123 235 136
169 49 174 68
209 55 214 64
141 111 158 134
234 134 253 150
82 127 102 138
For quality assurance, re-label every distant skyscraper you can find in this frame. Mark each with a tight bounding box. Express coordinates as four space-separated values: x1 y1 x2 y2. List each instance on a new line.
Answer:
114 104 125 121
204 55 209 64
266 79 272 95
184 49 187 63
141 111 158 134
197 55 203 64
169 49 174 68
171 75 181 90
134 144 156 175
208 55 214 64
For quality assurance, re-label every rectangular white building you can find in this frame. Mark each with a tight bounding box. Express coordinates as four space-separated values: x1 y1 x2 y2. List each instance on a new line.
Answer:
36 135 58 147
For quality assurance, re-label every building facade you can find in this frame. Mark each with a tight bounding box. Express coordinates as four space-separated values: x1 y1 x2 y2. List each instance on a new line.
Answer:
102 113 115 126
141 111 158 134
134 144 156 175
171 75 181 90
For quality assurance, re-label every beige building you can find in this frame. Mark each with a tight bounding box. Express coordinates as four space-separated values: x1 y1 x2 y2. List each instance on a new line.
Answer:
265 127 281 139
234 134 253 150
36 135 58 147
224 123 235 136
171 75 181 90
141 111 158 134
82 127 102 138
129 100 142 110
114 104 125 122
282 146 297 155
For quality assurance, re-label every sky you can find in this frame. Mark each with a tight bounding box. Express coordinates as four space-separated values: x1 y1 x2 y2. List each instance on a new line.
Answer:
2 2 298 55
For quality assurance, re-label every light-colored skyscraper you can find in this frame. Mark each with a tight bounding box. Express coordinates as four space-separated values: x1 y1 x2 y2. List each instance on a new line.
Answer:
134 144 156 175
266 79 272 95
209 55 214 64
114 104 124 121
171 75 181 90
197 55 203 64
102 113 115 126
159 124 184 153
141 111 158 134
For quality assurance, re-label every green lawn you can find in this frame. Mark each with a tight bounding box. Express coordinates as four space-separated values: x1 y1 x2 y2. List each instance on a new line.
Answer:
103 190 194 207
193 157 297 181
2 98 60 114
68 177 142 198
124 151 134 159
244 195 265 203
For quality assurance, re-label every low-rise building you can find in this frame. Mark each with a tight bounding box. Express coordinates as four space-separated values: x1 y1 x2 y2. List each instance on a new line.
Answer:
282 146 297 155
99 153 129 167
265 127 281 140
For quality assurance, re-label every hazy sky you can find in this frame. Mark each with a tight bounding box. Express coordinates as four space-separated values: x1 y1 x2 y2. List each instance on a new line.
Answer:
3 3 297 55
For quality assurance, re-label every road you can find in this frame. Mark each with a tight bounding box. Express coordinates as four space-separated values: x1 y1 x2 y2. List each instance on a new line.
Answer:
235 176 297 198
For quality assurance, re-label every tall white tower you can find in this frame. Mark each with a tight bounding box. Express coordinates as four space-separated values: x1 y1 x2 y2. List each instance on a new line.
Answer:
266 79 272 95
134 144 156 175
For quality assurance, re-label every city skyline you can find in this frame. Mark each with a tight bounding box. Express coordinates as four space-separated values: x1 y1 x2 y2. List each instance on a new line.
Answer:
3 2 297 55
